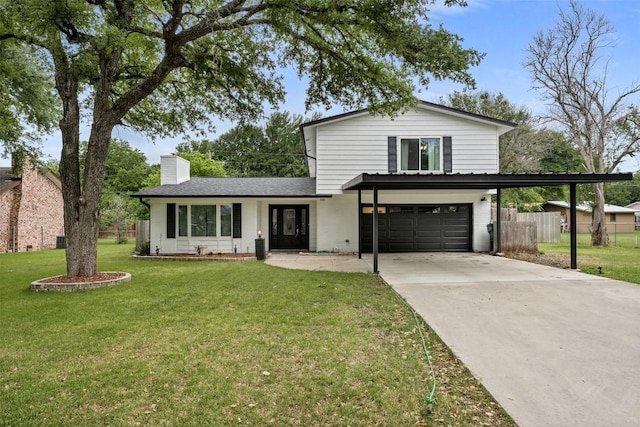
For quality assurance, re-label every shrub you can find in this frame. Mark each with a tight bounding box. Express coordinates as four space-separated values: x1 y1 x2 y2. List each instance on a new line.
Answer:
135 240 150 255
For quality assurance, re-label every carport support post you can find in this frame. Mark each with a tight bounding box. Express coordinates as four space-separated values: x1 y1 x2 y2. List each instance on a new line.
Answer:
373 186 379 274
570 183 577 270
496 188 502 253
358 189 362 259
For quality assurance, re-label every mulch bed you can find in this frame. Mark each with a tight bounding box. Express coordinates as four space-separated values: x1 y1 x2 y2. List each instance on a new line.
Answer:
31 272 132 292
505 252 574 269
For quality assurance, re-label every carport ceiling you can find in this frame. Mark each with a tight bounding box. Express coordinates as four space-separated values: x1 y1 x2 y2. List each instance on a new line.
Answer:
343 172 633 191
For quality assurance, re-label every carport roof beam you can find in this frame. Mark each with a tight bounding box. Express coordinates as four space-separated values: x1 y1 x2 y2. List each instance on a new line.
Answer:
343 172 633 191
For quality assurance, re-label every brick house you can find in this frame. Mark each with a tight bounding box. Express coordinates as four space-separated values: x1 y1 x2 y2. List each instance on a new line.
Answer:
0 159 65 252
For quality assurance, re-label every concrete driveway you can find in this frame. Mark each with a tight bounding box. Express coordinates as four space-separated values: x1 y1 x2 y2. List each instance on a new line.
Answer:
367 253 640 427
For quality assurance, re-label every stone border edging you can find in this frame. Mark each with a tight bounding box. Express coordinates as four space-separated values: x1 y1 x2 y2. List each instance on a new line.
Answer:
31 272 131 292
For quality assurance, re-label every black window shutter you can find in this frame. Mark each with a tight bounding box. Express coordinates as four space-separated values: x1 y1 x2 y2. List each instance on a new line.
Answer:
443 136 453 174
166 203 176 238
232 203 242 238
388 136 397 173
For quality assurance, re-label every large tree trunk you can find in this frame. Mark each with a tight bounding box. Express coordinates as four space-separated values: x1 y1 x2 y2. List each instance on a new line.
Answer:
62 125 113 277
590 182 609 246
59 96 114 276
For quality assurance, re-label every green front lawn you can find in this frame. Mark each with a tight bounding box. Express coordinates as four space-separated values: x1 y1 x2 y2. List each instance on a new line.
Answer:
0 241 514 426
538 231 640 284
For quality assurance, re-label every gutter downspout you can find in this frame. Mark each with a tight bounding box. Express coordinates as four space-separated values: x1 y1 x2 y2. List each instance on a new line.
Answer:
137 197 150 211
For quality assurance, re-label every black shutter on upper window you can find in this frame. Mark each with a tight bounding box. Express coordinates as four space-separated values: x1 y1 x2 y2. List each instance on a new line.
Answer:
388 136 397 173
166 203 176 238
443 136 452 174
232 203 242 238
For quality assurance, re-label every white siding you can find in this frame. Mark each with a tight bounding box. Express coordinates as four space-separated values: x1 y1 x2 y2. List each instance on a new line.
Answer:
315 195 359 253
315 190 492 252
149 198 259 255
311 109 500 194
148 197 319 254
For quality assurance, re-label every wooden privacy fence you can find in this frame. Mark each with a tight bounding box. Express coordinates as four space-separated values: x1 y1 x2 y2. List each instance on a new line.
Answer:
500 221 538 253
491 208 561 252
135 220 150 249
517 212 561 243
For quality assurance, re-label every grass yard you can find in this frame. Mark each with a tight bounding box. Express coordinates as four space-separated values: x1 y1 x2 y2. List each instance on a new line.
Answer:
518 231 640 285
0 241 514 426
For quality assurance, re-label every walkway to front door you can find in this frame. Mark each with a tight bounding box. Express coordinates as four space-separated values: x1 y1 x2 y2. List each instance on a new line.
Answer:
269 205 309 250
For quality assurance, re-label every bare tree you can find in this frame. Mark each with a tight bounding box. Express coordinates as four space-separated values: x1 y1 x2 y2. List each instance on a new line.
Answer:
525 0 640 246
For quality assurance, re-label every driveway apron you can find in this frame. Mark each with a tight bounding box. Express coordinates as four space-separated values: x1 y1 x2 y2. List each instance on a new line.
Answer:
365 253 640 427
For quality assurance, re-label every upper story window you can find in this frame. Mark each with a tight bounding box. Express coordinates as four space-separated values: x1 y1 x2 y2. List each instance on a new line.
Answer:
400 138 441 172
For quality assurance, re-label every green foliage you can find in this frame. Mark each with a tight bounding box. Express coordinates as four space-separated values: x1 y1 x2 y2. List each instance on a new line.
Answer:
100 193 134 243
606 171 640 206
442 91 584 209
0 0 485 276
0 42 59 160
135 240 150 256
175 152 226 177
103 139 152 193
178 111 313 177
140 164 160 190
630 172 640 202
0 0 483 139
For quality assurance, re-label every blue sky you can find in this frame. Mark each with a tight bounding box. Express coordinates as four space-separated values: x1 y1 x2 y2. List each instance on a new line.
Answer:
3 0 639 171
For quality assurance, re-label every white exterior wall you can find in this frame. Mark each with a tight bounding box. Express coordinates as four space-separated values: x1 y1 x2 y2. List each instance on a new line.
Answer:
309 109 500 194
315 195 359 253
314 190 492 252
149 198 319 254
149 198 258 255
149 191 491 254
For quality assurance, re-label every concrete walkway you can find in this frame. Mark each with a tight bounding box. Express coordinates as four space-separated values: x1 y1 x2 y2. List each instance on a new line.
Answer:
266 252 640 427
266 252 371 273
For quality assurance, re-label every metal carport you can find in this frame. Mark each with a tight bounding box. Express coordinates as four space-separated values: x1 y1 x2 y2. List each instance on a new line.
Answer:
343 172 633 273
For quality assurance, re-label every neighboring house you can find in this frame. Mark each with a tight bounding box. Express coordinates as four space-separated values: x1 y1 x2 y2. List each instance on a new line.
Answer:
543 201 638 233
625 202 640 229
0 159 65 252
133 101 517 255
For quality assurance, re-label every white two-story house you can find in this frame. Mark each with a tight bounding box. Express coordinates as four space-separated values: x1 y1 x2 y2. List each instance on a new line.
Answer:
134 101 517 256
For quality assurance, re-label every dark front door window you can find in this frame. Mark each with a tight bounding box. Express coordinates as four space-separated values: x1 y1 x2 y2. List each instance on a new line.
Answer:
270 205 309 250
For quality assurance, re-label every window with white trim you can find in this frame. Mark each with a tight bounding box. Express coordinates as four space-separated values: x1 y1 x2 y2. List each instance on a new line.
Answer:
400 137 441 172
177 204 237 237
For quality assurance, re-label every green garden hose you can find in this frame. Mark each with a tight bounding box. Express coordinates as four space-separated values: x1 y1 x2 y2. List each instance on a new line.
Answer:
388 283 437 415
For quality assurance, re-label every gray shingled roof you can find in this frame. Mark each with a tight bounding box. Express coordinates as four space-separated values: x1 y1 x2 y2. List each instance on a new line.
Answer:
132 177 327 198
